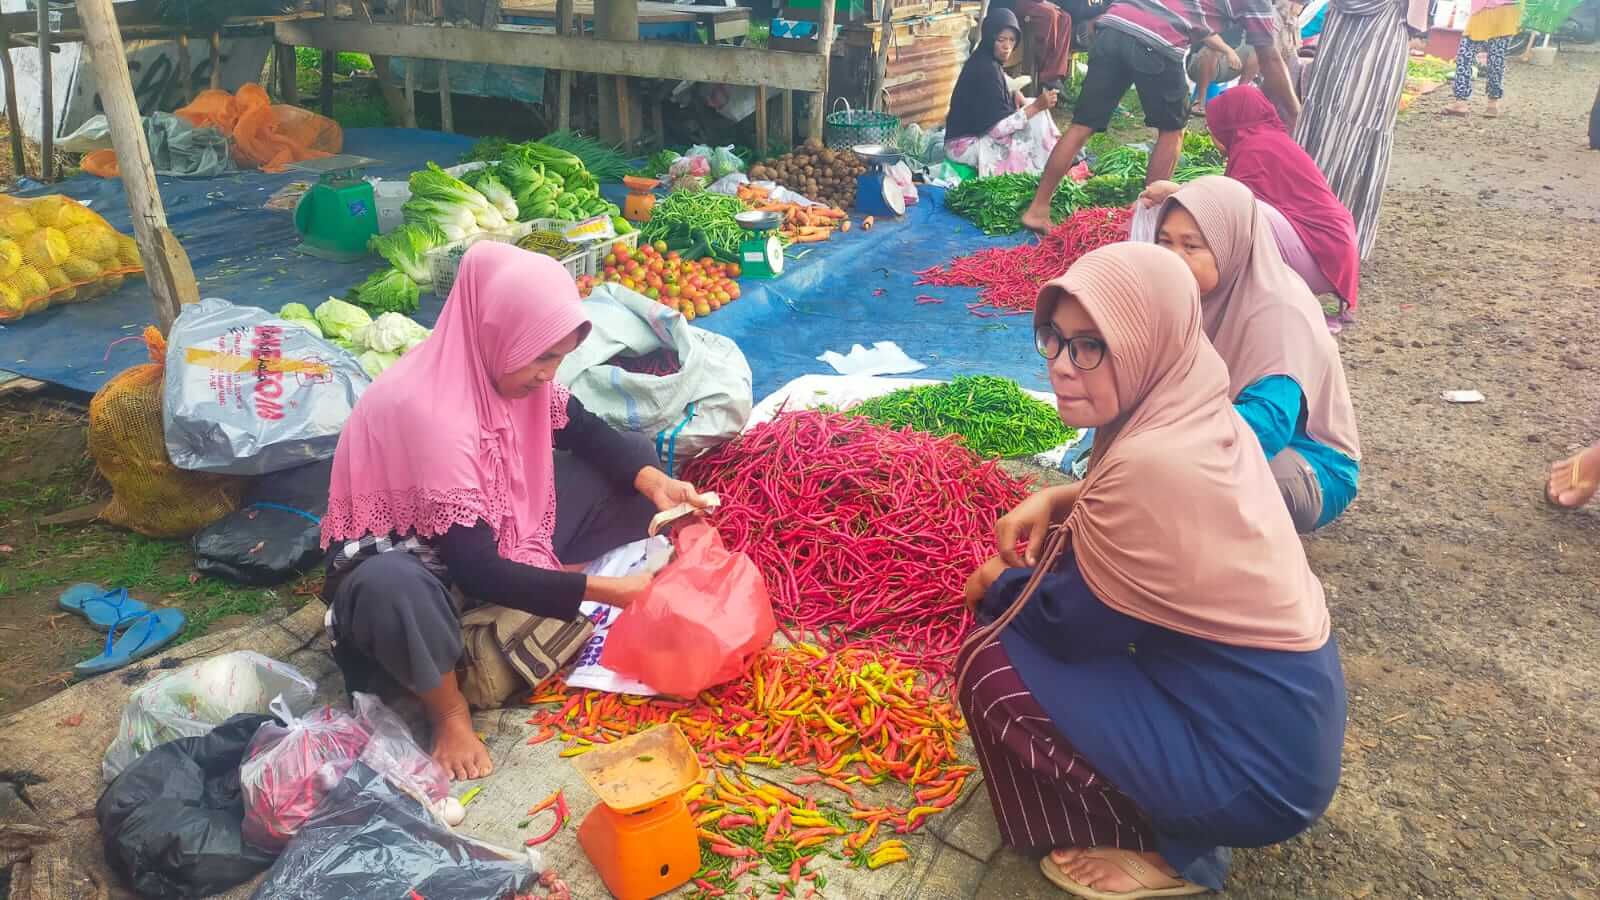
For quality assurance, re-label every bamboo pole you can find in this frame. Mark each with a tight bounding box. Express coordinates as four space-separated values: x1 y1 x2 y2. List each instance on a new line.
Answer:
807 0 836 141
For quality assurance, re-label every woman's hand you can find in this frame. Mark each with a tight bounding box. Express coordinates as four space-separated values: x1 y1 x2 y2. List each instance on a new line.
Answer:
634 466 712 513
1138 180 1182 209
1029 88 1060 115
995 483 1081 567
586 572 654 609
963 555 1007 613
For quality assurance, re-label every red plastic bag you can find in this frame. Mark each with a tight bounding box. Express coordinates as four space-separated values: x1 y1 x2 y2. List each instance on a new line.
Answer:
601 522 776 697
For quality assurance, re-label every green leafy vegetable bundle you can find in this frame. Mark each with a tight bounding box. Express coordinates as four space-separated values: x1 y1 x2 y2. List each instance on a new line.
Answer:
534 130 630 182
369 222 445 285
845 375 1077 458
1091 146 1148 181
1180 132 1224 168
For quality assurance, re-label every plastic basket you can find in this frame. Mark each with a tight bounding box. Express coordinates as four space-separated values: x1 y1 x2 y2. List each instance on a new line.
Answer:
586 230 640 274
426 221 587 295
824 98 899 151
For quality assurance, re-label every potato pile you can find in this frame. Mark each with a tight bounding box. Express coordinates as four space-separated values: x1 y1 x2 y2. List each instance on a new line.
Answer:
748 140 870 210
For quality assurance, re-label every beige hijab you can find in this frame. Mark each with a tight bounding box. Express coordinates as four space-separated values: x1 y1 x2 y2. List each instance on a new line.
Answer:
1160 176 1361 462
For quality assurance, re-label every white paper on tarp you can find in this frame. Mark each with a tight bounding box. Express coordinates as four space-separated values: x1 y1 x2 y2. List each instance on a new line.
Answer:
708 174 823 207
747 373 1084 462
816 341 925 376
564 537 674 695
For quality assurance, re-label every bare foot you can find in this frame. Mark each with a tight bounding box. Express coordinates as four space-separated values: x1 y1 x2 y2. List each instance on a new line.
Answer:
432 712 493 781
1547 444 1600 508
1442 101 1471 117
1484 99 1504 117
1048 847 1188 894
1021 205 1055 235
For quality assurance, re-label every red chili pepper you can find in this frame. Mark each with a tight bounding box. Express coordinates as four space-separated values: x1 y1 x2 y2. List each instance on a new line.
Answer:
916 207 1133 315
523 790 568 846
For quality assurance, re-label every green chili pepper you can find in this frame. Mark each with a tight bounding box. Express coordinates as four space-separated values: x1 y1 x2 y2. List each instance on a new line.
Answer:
845 375 1077 458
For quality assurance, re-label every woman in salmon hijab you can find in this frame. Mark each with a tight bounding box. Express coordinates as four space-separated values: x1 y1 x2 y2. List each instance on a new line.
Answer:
1152 175 1361 532
1137 85 1361 329
959 243 1346 899
321 242 710 781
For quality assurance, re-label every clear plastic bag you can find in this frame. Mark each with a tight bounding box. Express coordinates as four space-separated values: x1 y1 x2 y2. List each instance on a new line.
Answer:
353 692 450 806
103 651 317 782
239 700 372 852
709 145 745 180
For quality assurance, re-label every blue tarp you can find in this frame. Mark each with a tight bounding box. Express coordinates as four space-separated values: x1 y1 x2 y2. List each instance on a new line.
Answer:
0 127 1049 400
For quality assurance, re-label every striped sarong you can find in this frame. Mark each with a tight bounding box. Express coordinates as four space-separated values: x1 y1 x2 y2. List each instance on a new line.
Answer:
1293 0 1411 260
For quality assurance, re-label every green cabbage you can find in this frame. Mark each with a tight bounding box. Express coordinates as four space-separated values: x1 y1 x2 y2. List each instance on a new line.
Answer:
357 349 402 379
403 196 477 235
465 169 520 220
360 311 432 353
409 162 491 213
277 302 324 338
350 267 420 315
314 297 373 342
369 223 445 285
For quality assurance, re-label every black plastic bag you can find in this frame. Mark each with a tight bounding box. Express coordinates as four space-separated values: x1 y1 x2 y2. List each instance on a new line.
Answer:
97 713 278 899
251 761 534 900
192 459 332 586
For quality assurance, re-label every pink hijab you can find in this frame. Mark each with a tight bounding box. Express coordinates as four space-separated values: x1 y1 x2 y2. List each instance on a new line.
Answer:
1160 176 1361 462
1206 86 1361 311
1041 244 1329 651
322 242 590 569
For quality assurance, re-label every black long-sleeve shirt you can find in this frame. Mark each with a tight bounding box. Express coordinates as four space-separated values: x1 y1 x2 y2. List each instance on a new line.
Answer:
326 394 659 620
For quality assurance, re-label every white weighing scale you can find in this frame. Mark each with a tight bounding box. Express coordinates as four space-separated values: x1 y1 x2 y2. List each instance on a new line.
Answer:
734 209 785 278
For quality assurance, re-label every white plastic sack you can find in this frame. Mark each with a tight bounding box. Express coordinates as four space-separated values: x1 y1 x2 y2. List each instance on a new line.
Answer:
556 284 753 467
103 651 318 782
58 114 113 152
164 298 371 475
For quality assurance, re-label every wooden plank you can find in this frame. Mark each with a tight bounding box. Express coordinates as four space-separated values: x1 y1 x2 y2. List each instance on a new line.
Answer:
809 0 837 140
0 2 156 39
352 0 408 124
402 0 417 128
595 0 637 146
319 48 334 114
555 0 572 130
274 41 300 103
755 84 767 156
275 19 829 91
781 88 793 148
0 24 26 179
208 30 221 89
870 0 893 111
175 33 191 103
75 0 199 334
36 0 49 182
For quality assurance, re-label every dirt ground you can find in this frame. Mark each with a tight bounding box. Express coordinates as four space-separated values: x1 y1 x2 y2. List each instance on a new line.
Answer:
2 46 1600 900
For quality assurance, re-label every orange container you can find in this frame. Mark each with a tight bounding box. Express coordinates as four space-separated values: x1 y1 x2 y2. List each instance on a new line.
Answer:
623 176 660 224
573 725 702 899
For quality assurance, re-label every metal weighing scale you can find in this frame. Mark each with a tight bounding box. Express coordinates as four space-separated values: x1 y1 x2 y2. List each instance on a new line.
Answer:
289 154 382 262
852 143 907 219
734 209 784 279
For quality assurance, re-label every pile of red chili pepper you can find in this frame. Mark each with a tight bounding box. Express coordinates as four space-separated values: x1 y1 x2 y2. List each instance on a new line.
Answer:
679 411 1029 677
914 206 1134 314
524 644 975 898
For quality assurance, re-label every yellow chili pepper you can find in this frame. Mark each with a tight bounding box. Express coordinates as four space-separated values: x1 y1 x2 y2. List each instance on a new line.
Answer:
905 805 943 829
684 783 708 804
558 745 592 757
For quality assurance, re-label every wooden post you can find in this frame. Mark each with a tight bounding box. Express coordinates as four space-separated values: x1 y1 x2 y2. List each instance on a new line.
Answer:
870 0 894 111
319 48 334 114
37 0 51 181
595 0 638 144
555 0 573 130
754 84 767 156
0 25 26 179
433 0 452 131
352 0 409 124
402 0 417 127
75 0 200 334
975 0 989 43
808 0 836 142
273 42 300 103
176 33 191 102
207 30 220 89
781 88 793 150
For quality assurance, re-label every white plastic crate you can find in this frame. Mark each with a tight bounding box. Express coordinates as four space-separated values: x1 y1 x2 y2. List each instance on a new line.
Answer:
587 230 641 273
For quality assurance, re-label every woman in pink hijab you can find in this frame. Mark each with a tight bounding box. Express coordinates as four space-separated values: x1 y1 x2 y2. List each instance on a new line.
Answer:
321 242 710 781
957 243 1345 898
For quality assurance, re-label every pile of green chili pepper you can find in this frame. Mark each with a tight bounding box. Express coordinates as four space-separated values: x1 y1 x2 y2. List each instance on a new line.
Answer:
945 175 1087 235
639 191 748 262
1081 174 1141 208
845 375 1077 458
1091 146 1149 181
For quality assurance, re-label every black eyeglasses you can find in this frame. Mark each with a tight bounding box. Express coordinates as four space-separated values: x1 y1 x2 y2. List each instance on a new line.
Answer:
1035 324 1107 370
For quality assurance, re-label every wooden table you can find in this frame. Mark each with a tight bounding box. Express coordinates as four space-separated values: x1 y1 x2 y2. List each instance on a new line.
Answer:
501 0 750 40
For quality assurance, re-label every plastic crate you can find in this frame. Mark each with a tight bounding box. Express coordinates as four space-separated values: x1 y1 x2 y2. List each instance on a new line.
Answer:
426 221 586 295
588 231 641 273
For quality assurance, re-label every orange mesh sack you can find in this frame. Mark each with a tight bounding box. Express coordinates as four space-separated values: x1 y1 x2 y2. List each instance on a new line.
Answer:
177 84 342 173
89 327 246 537
0 194 145 322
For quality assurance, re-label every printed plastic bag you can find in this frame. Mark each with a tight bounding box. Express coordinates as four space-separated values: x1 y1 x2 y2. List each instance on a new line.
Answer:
104 650 317 782
98 714 279 899
601 521 776 697
557 284 752 469
250 761 535 900
163 298 371 476
191 459 332 586
239 700 371 852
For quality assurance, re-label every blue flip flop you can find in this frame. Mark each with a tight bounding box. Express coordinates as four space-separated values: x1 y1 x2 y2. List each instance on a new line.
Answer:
58 584 151 632
74 608 186 676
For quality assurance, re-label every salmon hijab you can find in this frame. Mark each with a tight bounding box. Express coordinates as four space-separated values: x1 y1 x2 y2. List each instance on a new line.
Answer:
1205 85 1361 311
1159 176 1361 462
1039 243 1331 651
323 242 590 569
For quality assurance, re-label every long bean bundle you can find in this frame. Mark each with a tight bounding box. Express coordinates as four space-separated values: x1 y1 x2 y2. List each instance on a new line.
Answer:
639 191 748 262
915 206 1133 312
681 412 1030 676
847 376 1075 458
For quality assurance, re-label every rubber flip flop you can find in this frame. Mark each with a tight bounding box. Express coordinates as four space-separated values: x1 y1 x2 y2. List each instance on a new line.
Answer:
57 584 150 632
1038 851 1207 899
74 608 186 676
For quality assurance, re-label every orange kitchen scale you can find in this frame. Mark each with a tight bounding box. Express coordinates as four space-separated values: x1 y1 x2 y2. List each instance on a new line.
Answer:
573 724 703 899
623 176 660 223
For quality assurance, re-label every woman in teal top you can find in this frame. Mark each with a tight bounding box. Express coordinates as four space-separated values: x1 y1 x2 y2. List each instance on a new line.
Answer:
1154 176 1361 531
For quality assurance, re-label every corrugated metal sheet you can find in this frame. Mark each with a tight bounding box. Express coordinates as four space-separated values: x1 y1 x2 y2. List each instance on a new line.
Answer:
833 9 973 128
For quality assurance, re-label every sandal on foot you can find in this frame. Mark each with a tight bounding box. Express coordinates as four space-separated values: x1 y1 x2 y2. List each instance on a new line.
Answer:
1545 453 1596 509
74 608 186 676
58 584 150 632
1039 850 1207 899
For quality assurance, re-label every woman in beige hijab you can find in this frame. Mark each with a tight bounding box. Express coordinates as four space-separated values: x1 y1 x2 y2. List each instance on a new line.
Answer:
1153 175 1361 532
957 243 1346 899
